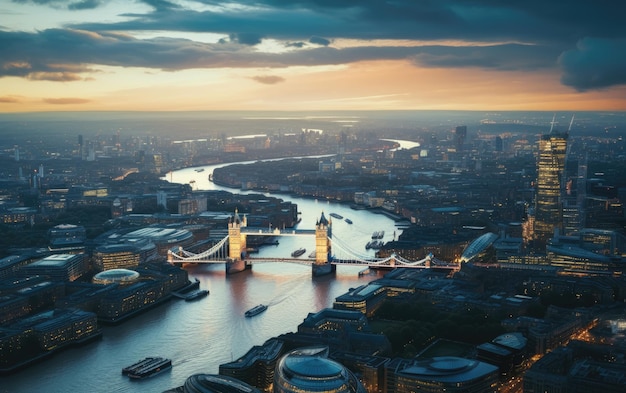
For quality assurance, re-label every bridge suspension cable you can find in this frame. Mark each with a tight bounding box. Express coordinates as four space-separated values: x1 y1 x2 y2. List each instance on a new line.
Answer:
168 235 230 262
330 233 433 267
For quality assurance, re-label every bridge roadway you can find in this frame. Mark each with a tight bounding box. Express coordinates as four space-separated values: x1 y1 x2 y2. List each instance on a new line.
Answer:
167 228 460 271
241 228 316 236
170 253 458 270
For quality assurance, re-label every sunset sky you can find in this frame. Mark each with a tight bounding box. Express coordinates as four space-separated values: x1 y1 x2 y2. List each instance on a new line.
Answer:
1 0 626 112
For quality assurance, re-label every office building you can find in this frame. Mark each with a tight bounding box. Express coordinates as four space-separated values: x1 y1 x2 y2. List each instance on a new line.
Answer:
219 339 283 391
386 356 499 393
22 254 88 282
533 122 569 247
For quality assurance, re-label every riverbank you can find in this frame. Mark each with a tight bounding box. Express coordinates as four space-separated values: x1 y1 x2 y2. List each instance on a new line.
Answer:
0 332 103 376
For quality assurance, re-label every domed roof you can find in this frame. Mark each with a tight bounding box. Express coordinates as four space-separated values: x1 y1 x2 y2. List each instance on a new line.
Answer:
274 347 365 393
183 374 260 393
284 356 343 378
92 268 140 284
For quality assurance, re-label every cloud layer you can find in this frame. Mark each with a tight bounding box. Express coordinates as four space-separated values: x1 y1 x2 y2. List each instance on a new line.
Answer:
2 0 626 91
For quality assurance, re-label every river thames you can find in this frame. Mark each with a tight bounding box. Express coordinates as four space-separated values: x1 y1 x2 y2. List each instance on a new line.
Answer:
2 159 404 393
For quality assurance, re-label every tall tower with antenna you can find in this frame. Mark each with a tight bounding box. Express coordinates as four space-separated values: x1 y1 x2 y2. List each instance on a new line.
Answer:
533 115 571 247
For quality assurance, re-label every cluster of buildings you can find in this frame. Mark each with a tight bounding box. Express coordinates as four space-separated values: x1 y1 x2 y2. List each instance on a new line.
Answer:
164 257 626 393
0 220 202 373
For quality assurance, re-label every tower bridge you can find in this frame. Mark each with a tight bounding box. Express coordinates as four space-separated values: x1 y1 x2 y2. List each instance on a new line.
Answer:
167 210 459 275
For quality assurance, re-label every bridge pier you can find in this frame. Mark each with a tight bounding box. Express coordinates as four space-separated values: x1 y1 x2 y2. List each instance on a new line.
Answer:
312 262 335 276
225 258 247 274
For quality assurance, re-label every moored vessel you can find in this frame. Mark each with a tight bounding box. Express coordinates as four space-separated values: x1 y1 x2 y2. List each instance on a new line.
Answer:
122 357 156 375
245 304 268 317
124 357 171 379
291 248 306 257
185 289 209 301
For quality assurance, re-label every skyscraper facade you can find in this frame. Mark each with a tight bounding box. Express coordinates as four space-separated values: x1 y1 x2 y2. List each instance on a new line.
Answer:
533 127 568 246
454 125 467 152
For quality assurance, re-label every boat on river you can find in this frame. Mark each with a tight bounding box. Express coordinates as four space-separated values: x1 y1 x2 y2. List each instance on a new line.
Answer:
329 213 343 219
123 357 156 375
344 218 353 224
291 248 306 257
124 357 171 379
184 289 209 301
245 304 268 317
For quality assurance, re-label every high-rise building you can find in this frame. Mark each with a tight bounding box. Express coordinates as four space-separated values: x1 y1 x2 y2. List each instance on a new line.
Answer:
454 125 467 152
533 119 569 247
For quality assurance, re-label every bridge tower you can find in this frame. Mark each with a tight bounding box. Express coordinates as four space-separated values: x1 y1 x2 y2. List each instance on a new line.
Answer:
313 212 335 276
227 209 248 273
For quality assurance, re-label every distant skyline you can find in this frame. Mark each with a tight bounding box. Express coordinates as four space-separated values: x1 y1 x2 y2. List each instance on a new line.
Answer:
1 0 626 113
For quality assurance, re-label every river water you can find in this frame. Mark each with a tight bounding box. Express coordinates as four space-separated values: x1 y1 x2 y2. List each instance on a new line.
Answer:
2 159 402 393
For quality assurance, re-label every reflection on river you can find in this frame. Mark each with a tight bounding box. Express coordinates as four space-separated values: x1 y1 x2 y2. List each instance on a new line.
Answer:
2 159 403 393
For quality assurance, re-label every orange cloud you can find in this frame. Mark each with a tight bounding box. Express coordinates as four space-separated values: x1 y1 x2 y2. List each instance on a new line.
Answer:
0 96 21 103
28 72 83 82
251 75 285 85
43 98 91 105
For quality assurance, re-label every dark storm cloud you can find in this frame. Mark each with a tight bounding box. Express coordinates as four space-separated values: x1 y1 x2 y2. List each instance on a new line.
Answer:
229 32 264 46
6 0 626 90
559 37 626 91
309 36 330 46
140 0 181 12
412 43 559 71
13 0 102 10
68 0 101 10
0 28 558 79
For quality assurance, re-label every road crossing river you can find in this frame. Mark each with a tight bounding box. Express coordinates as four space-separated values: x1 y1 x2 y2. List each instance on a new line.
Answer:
3 159 402 393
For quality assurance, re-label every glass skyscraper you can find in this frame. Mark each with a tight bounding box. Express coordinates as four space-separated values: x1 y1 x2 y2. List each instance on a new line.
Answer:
533 126 569 246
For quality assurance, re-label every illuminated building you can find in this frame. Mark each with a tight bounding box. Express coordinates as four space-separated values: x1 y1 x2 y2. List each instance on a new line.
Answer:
459 232 498 263
1 207 37 225
111 226 194 256
219 339 283 391
92 269 140 286
298 309 369 335
385 356 499 393
476 332 528 376
273 346 366 393
524 345 626 393
331 352 389 393
22 254 88 282
10 308 100 352
0 328 31 370
546 229 626 275
333 284 386 316
94 263 189 323
47 224 86 254
0 255 37 280
533 122 568 247
0 295 30 325
92 240 157 271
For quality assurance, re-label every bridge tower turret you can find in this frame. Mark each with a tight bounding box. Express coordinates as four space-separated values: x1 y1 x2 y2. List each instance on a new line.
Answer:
227 209 247 273
313 212 335 276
